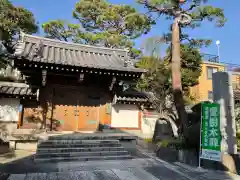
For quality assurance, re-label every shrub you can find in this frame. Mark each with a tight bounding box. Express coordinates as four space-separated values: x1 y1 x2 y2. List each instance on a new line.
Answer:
144 138 153 143
156 138 184 150
236 132 240 152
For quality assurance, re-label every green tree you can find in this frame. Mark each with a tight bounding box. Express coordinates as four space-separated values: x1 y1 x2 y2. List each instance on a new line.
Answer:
42 20 81 42
136 43 202 111
137 36 165 92
0 0 38 53
140 36 165 58
137 0 226 134
42 0 155 57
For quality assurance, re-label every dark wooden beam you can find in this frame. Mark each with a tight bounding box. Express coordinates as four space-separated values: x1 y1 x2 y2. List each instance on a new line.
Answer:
109 77 116 91
14 60 142 78
41 69 47 86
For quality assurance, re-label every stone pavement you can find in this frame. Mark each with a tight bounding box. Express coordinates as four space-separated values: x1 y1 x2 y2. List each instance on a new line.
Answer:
1 147 240 180
0 150 35 164
1 157 240 180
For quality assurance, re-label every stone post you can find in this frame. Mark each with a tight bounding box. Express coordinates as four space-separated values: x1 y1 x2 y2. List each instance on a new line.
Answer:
212 71 237 154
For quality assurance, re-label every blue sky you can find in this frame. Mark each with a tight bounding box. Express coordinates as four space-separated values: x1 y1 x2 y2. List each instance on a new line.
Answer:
11 0 240 64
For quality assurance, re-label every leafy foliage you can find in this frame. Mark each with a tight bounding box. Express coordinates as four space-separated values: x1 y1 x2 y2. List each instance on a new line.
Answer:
168 44 202 90
136 0 224 102
42 0 155 57
137 43 202 106
138 0 226 47
73 0 154 39
136 56 170 95
0 0 38 52
140 36 165 58
235 101 240 130
237 132 240 152
137 0 226 136
42 20 81 42
156 138 184 150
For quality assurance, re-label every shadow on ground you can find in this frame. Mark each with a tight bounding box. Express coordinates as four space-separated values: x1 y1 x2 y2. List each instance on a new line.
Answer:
0 130 147 174
0 131 238 180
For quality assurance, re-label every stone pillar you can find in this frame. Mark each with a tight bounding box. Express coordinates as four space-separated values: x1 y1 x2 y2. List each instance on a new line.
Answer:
212 72 237 154
9 141 16 150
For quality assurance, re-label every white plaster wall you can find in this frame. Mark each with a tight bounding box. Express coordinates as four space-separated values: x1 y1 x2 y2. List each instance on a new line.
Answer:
111 104 139 128
0 98 20 122
141 112 159 138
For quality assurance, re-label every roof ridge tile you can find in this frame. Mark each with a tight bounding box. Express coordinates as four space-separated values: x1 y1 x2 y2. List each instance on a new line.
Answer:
13 34 146 73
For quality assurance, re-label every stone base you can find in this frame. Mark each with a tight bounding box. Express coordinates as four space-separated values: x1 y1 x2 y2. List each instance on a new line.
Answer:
0 144 10 154
16 142 37 151
222 154 238 174
156 147 179 163
202 153 240 174
156 147 240 174
9 141 37 151
0 122 18 141
9 141 16 149
136 139 156 150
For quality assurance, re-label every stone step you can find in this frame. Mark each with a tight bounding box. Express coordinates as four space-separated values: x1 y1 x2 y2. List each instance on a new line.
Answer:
35 151 130 159
48 135 119 140
47 134 136 140
39 139 120 145
34 155 133 163
37 142 122 149
37 146 125 153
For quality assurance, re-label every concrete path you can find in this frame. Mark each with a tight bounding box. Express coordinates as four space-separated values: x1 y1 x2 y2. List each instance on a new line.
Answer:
1 157 240 180
1 149 240 180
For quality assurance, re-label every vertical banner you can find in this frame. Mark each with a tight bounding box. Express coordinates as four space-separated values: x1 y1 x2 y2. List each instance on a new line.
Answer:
200 102 221 162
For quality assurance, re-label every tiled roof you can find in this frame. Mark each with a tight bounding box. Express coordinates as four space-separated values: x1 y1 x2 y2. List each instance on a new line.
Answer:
114 89 150 103
14 33 145 73
0 82 38 97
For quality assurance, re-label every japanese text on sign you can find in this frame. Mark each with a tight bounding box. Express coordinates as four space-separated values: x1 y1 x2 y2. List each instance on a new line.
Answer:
200 103 221 162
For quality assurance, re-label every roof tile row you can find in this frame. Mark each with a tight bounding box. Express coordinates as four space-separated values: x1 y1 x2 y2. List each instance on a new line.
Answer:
14 34 145 73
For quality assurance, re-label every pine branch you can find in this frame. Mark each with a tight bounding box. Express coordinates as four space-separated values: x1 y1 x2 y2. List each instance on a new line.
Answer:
138 0 177 16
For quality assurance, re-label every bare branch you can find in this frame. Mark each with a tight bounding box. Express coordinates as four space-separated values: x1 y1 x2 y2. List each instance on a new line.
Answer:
186 4 196 12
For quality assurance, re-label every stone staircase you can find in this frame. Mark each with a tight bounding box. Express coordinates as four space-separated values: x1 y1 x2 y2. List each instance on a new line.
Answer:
35 134 133 162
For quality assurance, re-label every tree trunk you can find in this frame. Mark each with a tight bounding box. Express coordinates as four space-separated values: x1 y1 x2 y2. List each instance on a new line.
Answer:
171 19 188 134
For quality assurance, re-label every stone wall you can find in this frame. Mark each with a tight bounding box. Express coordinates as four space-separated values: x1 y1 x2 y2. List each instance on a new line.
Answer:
0 98 20 122
141 111 159 138
0 98 20 142
0 122 18 142
111 104 140 129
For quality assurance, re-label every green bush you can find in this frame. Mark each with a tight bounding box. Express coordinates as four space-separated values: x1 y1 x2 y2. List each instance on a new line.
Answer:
156 138 184 150
237 132 240 152
143 138 153 143
156 137 199 151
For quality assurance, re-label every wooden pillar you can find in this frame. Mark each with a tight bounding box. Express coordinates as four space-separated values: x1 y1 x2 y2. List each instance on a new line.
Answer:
138 110 142 131
50 87 55 131
41 70 47 86
105 103 112 126
41 102 47 129
39 86 47 129
39 70 47 129
17 104 24 128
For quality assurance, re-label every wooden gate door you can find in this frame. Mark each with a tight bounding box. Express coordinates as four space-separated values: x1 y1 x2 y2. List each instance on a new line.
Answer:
78 106 99 131
54 105 76 131
53 86 80 131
